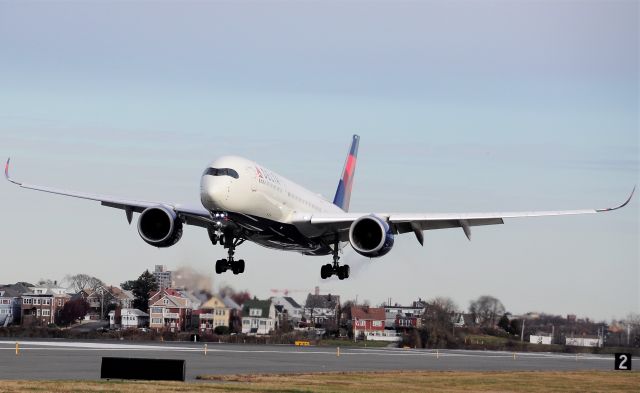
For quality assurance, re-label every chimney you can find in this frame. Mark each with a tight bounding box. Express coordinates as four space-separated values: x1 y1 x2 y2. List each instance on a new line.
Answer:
314 286 319 296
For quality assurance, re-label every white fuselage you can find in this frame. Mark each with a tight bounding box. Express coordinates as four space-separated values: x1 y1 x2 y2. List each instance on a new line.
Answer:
200 156 343 242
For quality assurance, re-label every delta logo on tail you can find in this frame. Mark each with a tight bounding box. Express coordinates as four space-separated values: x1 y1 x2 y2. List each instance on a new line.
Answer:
333 134 359 212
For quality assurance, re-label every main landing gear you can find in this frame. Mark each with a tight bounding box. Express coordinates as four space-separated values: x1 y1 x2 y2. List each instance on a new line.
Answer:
210 228 246 275
321 242 350 280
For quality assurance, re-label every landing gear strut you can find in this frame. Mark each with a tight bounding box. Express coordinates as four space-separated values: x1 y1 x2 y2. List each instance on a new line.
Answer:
211 227 246 275
320 241 350 280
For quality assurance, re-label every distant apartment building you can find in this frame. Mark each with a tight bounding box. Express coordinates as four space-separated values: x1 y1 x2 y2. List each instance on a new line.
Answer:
153 265 174 291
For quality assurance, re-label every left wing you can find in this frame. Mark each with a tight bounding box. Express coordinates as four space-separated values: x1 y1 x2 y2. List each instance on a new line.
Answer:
5 158 214 228
297 188 635 244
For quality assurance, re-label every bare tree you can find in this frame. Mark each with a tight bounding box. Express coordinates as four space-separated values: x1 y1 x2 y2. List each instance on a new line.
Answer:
469 295 505 328
431 297 458 315
65 274 104 293
423 297 458 327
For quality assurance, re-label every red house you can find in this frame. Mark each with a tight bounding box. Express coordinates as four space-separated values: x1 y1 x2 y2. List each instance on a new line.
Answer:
351 306 385 338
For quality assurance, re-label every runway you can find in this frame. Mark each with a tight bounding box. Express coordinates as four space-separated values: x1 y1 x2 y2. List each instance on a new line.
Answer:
0 339 619 381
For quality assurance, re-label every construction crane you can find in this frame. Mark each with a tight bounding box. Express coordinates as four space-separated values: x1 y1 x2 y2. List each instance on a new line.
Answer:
270 286 326 297
269 288 309 296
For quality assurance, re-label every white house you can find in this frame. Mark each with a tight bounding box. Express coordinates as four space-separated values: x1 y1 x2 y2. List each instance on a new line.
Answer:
241 299 277 334
108 308 149 329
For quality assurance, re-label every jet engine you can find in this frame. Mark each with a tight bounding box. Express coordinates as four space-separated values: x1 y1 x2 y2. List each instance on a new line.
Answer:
137 206 183 248
348 215 394 257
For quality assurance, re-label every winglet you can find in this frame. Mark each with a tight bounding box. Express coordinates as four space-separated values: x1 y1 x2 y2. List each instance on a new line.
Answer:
4 158 21 185
596 186 636 212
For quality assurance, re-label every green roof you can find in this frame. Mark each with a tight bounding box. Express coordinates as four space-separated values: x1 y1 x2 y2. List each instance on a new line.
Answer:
242 299 272 318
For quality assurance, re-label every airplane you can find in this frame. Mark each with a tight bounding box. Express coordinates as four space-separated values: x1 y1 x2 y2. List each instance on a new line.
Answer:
4 135 635 280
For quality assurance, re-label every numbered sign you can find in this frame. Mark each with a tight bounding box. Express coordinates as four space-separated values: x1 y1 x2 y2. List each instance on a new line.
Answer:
614 353 632 370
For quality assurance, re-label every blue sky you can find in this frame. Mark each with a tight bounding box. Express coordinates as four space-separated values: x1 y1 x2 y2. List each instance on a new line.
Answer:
0 1 637 320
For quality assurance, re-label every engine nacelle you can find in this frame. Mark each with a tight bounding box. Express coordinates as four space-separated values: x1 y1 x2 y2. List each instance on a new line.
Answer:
348 215 394 257
137 206 183 248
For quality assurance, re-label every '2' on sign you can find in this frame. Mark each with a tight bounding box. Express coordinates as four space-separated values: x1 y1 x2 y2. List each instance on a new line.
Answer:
614 353 632 370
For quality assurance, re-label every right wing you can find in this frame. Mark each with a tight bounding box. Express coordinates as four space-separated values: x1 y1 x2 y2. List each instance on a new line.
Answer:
5 158 214 228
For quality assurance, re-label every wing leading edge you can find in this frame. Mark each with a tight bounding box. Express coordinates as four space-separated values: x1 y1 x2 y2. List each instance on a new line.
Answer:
5 158 213 227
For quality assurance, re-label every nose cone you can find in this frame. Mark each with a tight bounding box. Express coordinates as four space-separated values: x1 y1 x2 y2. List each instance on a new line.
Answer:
200 156 252 211
200 172 227 210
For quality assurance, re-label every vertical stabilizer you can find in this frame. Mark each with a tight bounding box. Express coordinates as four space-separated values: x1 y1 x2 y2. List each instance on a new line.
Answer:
333 135 360 212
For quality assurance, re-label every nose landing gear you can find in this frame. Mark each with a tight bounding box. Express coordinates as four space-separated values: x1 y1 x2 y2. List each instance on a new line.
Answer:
210 225 246 275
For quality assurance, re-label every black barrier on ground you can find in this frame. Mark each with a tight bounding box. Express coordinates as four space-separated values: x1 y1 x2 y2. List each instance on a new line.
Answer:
101 357 186 381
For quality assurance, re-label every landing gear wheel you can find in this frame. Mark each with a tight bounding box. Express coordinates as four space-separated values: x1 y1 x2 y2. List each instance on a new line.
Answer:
341 265 350 279
237 259 245 274
215 259 228 274
320 264 332 279
337 265 348 280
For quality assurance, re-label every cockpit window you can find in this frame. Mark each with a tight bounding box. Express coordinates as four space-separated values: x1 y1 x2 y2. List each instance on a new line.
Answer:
203 167 239 179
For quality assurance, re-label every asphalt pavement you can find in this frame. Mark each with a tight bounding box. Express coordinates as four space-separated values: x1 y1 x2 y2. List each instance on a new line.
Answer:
0 339 625 381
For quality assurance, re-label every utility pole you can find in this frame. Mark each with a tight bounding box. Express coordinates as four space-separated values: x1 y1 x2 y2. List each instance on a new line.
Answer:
100 288 104 321
520 318 525 342
627 323 631 346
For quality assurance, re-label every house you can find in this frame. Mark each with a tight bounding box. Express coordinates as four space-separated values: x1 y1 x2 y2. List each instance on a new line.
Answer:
351 306 386 338
222 296 243 333
452 313 478 328
0 285 26 327
304 293 340 328
85 286 127 320
271 296 303 325
29 283 68 296
83 286 135 320
384 304 425 330
148 289 195 332
108 308 149 329
194 295 230 333
112 287 135 309
20 291 69 327
241 299 277 334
